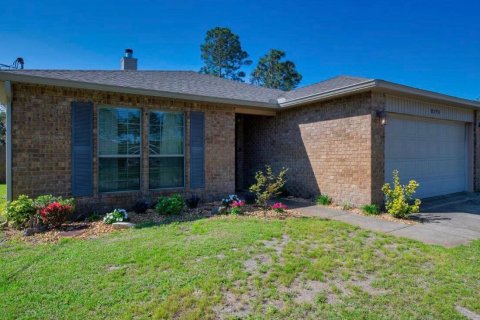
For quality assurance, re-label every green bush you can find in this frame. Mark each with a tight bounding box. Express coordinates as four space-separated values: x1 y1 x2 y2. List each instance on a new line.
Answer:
6 195 36 229
155 194 184 215
315 195 332 206
382 170 421 218
361 204 380 215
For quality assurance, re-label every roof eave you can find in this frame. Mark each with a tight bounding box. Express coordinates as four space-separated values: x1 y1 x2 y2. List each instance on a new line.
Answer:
277 80 377 108
0 72 279 109
374 80 480 109
278 79 480 110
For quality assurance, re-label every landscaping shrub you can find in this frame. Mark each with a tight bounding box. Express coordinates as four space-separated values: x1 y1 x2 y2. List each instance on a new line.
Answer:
185 195 201 209
39 202 74 227
5 195 36 229
382 170 421 218
155 194 184 215
342 203 354 210
272 202 287 214
361 204 380 215
103 209 128 224
249 165 288 213
315 194 332 206
132 199 150 214
5 194 75 230
35 195 75 213
222 194 240 208
230 200 245 215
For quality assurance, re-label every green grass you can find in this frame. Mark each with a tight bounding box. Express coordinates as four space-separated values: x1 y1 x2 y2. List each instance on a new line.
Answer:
1 216 479 319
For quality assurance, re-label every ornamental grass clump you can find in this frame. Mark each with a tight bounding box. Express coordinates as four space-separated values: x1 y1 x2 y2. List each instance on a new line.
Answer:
315 194 332 206
382 170 421 218
249 165 288 215
361 204 380 215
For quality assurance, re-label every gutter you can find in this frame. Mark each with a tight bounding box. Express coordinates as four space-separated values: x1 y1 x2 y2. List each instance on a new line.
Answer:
0 72 279 109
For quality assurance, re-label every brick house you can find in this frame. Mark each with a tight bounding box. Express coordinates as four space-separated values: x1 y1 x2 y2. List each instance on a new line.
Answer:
0 51 479 211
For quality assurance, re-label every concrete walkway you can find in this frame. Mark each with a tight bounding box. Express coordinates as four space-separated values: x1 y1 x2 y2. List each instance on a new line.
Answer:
284 194 480 247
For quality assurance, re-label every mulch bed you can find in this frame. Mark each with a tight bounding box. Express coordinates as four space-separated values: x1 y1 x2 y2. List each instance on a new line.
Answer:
328 204 417 225
1 202 302 245
1 198 416 245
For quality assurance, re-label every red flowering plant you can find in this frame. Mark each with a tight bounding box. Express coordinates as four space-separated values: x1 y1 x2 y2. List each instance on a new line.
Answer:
230 200 245 215
272 202 288 214
39 201 74 228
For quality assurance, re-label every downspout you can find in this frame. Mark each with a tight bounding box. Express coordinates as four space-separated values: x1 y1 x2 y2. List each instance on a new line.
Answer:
4 81 12 201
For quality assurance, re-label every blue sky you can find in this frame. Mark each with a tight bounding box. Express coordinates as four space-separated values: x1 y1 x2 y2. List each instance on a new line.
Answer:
1 0 479 99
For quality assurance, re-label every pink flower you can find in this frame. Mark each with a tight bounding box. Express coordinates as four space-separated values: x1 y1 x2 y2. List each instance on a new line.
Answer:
230 200 245 208
272 202 287 210
272 202 288 213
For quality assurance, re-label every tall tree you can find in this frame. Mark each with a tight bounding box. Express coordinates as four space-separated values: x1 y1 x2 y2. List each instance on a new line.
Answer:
250 49 302 91
199 27 252 81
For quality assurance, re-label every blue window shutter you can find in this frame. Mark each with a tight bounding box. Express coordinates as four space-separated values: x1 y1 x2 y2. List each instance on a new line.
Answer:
190 111 205 189
71 102 93 196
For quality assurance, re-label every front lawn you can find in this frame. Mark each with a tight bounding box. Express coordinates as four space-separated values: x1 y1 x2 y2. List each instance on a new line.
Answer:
1 216 479 319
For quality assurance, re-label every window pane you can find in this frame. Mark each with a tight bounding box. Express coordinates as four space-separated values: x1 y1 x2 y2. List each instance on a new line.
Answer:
149 157 184 189
149 111 184 155
99 107 141 155
99 158 140 192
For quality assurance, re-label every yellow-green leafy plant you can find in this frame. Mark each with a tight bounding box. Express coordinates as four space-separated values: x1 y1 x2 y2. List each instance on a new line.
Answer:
382 170 421 218
249 165 288 215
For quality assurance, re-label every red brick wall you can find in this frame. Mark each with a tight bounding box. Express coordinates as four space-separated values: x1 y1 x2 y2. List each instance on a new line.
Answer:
243 92 380 206
11 83 235 211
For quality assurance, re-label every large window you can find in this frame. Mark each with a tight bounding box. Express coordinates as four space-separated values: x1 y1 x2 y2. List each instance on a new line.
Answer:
98 107 141 192
149 111 184 189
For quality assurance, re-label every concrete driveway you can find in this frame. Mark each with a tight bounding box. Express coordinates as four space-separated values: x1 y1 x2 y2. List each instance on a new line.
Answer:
404 192 480 246
288 193 480 247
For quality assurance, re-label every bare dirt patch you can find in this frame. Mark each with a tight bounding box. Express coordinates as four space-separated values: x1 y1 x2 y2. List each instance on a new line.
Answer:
262 234 290 256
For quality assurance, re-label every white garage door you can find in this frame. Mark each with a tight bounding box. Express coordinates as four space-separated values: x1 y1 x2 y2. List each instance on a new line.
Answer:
385 114 467 198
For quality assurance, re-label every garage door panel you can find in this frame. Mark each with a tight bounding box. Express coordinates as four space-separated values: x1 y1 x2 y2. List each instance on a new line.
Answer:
385 114 466 199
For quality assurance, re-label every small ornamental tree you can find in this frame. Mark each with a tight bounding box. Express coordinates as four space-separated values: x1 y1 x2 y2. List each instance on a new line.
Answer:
382 170 421 218
249 165 288 215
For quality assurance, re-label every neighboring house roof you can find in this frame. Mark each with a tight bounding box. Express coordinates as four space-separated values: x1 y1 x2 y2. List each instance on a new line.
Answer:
0 70 479 109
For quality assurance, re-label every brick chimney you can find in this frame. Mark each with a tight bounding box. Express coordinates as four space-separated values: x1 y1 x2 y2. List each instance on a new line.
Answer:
121 49 137 71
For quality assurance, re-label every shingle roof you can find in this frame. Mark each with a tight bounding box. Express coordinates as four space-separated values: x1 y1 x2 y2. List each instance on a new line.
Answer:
1 70 478 109
0 70 283 105
280 75 372 101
